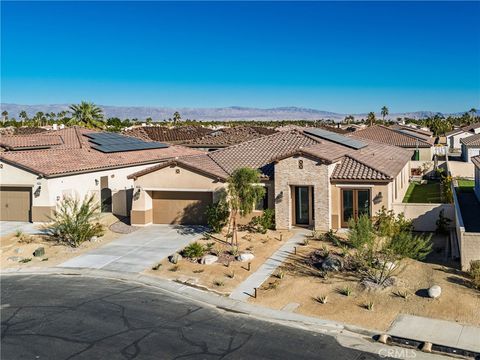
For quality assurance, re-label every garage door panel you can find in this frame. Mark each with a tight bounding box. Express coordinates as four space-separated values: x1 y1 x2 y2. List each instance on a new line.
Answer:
152 191 212 225
0 187 31 222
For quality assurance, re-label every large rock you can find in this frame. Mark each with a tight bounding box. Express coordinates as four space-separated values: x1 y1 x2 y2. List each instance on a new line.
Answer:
428 285 442 299
168 253 182 264
236 252 255 262
321 255 343 272
33 247 45 257
200 255 218 265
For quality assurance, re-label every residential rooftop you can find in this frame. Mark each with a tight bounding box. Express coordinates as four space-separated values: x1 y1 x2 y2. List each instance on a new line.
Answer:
350 125 434 148
461 133 480 147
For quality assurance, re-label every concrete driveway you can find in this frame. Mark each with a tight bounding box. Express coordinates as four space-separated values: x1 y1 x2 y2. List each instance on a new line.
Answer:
0 221 45 237
59 225 206 273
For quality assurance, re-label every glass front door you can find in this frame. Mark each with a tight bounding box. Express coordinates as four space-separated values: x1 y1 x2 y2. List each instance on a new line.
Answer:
341 189 371 226
295 186 310 225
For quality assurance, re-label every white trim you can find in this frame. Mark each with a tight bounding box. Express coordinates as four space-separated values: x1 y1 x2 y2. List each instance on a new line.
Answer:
143 188 214 192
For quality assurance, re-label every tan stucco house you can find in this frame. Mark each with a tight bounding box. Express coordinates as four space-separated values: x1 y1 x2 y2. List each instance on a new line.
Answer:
128 129 412 230
0 127 201 222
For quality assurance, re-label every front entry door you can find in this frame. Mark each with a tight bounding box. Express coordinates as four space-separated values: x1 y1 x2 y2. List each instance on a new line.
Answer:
295 186 310 225
341 189 371 227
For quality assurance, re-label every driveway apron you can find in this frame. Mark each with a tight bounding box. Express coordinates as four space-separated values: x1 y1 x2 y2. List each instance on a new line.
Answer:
59 225 205 273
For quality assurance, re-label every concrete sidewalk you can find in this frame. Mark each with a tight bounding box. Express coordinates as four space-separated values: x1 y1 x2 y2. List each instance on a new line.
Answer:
0 221 45 237
59 225 205 272
230 228 309 301
388 314 480 352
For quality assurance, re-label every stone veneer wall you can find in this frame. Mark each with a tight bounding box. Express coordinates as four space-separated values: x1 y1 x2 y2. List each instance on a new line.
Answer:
274 156 330 231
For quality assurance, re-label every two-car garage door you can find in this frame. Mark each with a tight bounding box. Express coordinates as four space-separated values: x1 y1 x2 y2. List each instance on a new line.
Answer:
0 187 31 222
151 191 212 225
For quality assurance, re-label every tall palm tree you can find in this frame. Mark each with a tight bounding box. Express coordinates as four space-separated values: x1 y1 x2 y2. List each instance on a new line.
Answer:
381 106 389 122
367 112 376 127
470 108 477 123
1 110 8 124
19 110 28 126
173 111 181 126
69 102 105 129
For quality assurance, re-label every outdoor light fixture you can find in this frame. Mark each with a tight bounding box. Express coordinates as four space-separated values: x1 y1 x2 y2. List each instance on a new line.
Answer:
95 179 99 186
373 192 383 204
34 186 42 198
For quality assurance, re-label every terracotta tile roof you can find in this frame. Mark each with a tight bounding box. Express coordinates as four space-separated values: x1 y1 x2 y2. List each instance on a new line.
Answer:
445 128 465 136
0 127 204 177
184 126 277 147
461 133 480 147
472 155 480 169
275 124 348 134
463 122 480 132
0 135 64 149
123 126 213 144
134 129 411 182
390 124 433 137
351 125 433 148
331 156 390 181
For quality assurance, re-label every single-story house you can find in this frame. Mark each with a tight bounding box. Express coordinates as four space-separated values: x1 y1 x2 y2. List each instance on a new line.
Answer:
128 129 412 230
461 133 480 163
473 156 480 202
446 122 480 150
0 126 201 222
349 125 435 160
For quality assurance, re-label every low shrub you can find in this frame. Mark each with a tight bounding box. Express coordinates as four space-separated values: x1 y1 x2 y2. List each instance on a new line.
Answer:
339 286 353 297
250 209 275 234
181 242 206 259
364 300 374 311
315 295 328 304
213 279 225 287
45 195 104 248
469 260 480 290
206 200 230 233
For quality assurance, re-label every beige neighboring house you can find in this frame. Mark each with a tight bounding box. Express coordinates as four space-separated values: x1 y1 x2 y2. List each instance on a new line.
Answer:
446 122 480 150
128 129 412 230
0 127 201 222
461 133 480 163
350 125 435 161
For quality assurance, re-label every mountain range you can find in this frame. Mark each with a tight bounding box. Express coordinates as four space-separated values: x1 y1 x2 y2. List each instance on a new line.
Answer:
1 103 476 122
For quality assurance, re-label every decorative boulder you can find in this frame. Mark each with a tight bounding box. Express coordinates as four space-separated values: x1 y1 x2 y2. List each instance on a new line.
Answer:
168 253 182 264
200 254 218 265
428 285 442 299
321 255 343 272
237 252 255 262
33 247 45 257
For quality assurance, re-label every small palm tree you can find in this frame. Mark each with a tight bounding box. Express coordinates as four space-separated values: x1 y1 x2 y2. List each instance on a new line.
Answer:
227 167 266 246
173 111 181 125
19 110 28 126
367 112 376 126
470 108 477 123
381 106 389 122
69 101 105 129
1 110 8 124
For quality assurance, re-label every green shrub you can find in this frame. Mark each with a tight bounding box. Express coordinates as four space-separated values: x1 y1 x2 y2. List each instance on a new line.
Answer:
387 231 432 260
206 200 230 233
250 208 275 234
348 214 376 256
181 242 206 259
435 209 451 235
469 260 480 290
45 195 104 247
374 207 413 237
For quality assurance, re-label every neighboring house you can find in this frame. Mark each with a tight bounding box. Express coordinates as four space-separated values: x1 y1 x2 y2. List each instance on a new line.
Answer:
0 127 202 222
390 124 434 138
446 122 480 150
275 124 348 134
182 126 277 151
128 129 412 230
461 133 480 163
473 156 480 202
350 125 435 160
123 126 213 144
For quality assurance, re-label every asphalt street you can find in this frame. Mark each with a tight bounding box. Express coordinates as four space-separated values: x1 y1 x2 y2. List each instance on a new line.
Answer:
1 275 380 360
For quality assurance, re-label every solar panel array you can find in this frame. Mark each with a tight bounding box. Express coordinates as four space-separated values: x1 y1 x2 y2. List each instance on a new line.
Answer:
84 133 169 153
304 128 367 150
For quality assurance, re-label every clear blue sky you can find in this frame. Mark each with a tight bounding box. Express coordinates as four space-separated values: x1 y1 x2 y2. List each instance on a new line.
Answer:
1 1 479 113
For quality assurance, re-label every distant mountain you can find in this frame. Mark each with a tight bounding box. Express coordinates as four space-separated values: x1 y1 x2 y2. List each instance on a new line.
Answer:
1 103 477 122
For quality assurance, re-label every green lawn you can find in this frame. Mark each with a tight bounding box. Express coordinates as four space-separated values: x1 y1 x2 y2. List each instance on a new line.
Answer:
403 181 443 203
457 179 475 193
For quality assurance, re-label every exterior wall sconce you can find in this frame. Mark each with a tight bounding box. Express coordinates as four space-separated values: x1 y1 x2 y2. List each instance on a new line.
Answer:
373 192 383 204
34 186 42 198
56 196 61 201
133 188 141 201
95 179 99 186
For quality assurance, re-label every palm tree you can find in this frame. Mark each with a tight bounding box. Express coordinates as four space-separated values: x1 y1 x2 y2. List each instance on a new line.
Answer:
367 112 376 127
470 108 477 123
1 110 8 124
226 167 265 247
69 102 105 129
19 111 28 126
344 115 354 124
381 106 389 122
173 111 181 126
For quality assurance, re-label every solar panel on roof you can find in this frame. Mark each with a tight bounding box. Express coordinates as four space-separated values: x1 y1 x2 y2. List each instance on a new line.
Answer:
304 128 367 150
84 132 169 153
